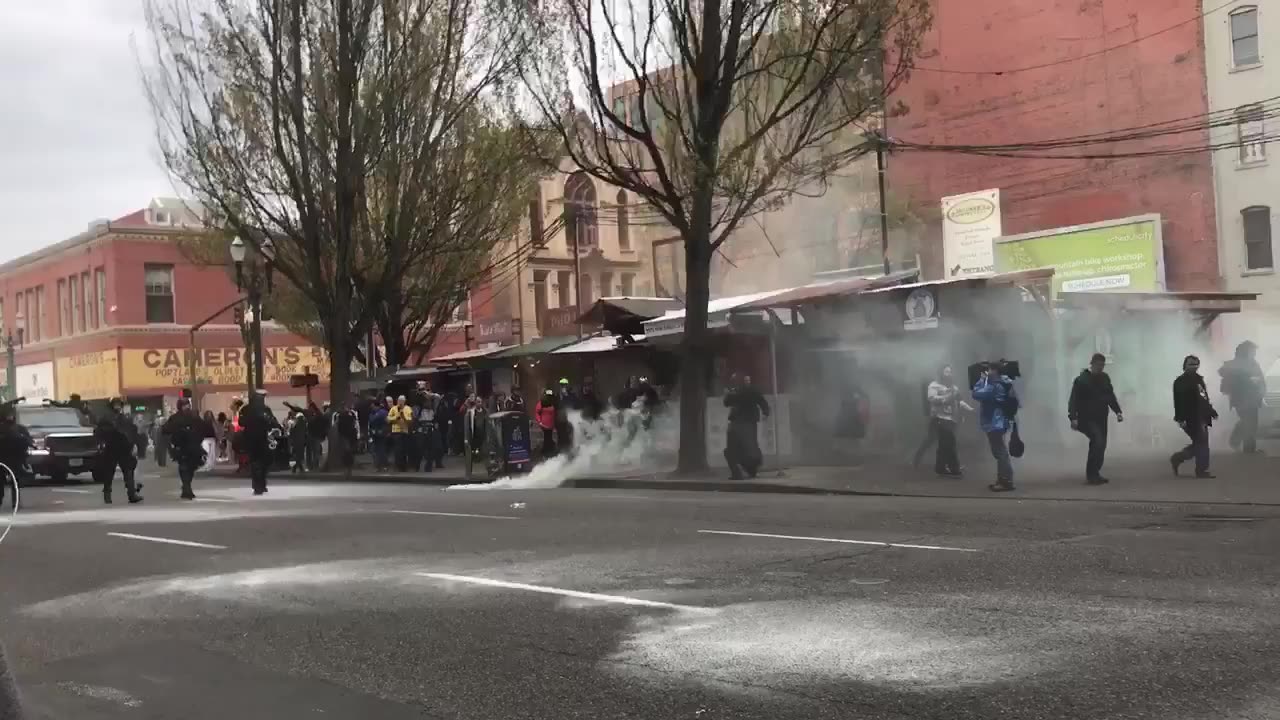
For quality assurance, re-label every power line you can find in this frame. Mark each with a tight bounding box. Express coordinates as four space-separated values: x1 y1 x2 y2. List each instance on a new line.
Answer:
909 0 1240 76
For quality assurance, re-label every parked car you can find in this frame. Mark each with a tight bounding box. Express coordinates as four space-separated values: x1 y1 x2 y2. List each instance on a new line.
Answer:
18 404 100 483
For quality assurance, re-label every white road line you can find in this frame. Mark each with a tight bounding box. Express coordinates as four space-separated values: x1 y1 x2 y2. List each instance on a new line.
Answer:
697 529 979 553
415 572 710 612
390 510 519 520
106 532 227 550
51 488 93 494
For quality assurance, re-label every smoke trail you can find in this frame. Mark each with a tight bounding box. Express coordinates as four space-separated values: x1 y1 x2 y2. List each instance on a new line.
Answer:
447 400 675 491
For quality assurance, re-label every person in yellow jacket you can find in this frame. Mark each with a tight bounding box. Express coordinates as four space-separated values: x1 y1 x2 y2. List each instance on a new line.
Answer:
388 395 412 471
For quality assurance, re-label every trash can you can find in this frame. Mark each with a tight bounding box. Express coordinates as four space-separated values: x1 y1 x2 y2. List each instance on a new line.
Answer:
483 411 533 480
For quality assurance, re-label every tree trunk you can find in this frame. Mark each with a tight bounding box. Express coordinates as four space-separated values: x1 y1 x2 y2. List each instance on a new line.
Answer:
323 307 353 471
676 227 714 475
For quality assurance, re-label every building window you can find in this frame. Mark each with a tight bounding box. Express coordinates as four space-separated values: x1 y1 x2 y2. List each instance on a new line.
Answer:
56 279 67 337
0 298 5 339
621 272 635 296
1231 7 1260 67
29 289 40 343
144 264 176 323
564 172 598 251
532 270 549 333
70 275 82 334
81 272 92 331
600 272 613 298
95 268 107 328
556 270 572 307
529 189 545 248
616 190 631 251
579 273 594 307
449 291 471 323
13 294 21 343
1243 205 1273 270
1237 103 1266 164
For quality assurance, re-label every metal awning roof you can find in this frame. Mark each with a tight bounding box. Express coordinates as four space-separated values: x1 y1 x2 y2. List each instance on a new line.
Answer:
857 267 1057 296
552 333 646 354
428 345 510 363
488 335 578 359
577 297 680 324
1057 290 1260 312
735 269 920 310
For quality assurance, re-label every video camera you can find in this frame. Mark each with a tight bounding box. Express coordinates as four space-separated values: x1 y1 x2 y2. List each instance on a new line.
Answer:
967 359 1021 388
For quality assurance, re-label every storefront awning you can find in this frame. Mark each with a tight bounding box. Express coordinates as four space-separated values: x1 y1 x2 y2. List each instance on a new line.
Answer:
552 333 646 354
1057 290 1260 313
428 345 511 363
641 288 796 338
487 335 578 359
735 269 919 311
857 267 1057 297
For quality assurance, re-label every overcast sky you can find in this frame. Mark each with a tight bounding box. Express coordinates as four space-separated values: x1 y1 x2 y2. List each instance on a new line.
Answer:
1 1 174 264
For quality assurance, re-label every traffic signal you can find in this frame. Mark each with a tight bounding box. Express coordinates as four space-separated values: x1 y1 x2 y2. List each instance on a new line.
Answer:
234 305 245 324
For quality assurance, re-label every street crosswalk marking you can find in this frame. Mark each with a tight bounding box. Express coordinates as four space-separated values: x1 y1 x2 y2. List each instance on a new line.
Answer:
697 529 979 552
106 532 227 550
415 572 712 612
391 510 520 520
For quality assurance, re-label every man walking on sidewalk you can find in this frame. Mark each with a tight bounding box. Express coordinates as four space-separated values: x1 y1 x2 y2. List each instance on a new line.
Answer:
723 374 770 480
1172 355 1219 479
1068 352 1124 485
1219 340 1265 454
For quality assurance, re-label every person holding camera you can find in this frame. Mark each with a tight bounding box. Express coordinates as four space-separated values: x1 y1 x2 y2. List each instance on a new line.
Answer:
972 361 1019 492
1068 352 1124 485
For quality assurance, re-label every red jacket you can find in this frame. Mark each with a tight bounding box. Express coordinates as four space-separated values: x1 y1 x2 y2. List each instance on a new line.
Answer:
534 401 556 430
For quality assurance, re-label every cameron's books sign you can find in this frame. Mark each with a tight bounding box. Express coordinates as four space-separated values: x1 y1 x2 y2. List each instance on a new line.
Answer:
122 346 330 389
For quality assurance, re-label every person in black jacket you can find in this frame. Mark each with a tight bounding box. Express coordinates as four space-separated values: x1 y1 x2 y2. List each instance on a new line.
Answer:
1219 340 1265 454
163 398 214 500
94 397 142 504
1171 355 1218 478
723 374 771 480
0 405 32 509
1068 353 1124 485
240 392 275 495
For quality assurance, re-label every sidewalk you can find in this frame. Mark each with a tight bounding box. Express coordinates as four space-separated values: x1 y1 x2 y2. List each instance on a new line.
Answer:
569 452 1280 506
204 449 1280 505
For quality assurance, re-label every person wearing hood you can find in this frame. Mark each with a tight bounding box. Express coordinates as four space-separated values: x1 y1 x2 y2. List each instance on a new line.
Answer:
1068 353 1124 485
1219 340 1265 454
1172 354 1219 478
972 362 1018 492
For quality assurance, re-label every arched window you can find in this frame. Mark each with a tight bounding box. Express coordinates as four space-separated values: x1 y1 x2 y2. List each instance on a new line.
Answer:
1242 205 1273 270
528 188 545 247
564 172 598 251
1230 7 1260 68
616 190 631 251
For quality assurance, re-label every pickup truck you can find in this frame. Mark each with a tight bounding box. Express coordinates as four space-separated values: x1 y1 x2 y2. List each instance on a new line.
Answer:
17 404 100 483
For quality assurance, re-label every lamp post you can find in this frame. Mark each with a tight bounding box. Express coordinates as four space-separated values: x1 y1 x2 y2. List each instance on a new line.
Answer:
3 329 21 402
230 236 275 393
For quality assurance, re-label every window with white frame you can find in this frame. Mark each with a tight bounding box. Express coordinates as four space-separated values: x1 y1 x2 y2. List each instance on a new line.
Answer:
1231 7 1260 67
95 268 107 327
449 291 472 323
1243 205 1273 270
1237 103 1266 164
144 264 176 323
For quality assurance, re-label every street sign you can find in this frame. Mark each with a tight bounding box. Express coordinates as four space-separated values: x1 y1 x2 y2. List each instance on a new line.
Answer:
290 373 320 388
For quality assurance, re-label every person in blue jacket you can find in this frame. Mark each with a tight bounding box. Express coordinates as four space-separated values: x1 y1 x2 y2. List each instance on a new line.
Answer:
972 362 1019 492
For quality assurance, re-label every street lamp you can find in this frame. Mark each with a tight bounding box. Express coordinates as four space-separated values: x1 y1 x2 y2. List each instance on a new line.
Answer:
3 329 22 402
230 235 275 392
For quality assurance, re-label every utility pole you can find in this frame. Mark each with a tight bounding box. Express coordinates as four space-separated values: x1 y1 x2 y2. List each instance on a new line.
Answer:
872 130 891 277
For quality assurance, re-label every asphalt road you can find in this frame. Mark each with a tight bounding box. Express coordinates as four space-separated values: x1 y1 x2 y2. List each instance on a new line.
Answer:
1 468 1279 719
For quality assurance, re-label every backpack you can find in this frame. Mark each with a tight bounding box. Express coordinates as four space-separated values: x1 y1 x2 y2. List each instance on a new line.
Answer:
1000 381 1020 419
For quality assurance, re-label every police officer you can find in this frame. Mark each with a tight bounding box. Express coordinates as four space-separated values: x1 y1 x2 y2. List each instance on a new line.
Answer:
162 398 214 500
240 391 275 495
95 397 142 504
0 404 33 508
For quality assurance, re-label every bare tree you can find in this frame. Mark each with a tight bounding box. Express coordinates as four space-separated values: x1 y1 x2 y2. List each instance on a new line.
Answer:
143 0 534 404
520 0 932 471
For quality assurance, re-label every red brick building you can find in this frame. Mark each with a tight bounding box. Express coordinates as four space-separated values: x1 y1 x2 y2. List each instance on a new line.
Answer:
889 0 1220 290
0 199 325 416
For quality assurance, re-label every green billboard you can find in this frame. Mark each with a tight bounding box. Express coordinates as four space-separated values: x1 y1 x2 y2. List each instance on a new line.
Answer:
994 214 1164 296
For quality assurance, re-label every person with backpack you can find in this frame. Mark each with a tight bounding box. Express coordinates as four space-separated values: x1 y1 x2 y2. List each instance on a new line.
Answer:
1068 352 1124 485
1218 340 1265 454
972 361 1019 492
